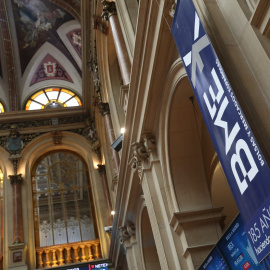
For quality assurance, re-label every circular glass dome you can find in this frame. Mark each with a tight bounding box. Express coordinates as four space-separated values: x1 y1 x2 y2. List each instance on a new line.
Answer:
25 88 82 110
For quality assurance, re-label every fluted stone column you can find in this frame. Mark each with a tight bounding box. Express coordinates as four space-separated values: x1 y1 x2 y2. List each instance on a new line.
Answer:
9 174 24 243
99 102 120 177
101 0 131 85
98 165 113 225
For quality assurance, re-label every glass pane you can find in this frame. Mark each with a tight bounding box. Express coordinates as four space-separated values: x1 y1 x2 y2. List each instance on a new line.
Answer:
0 103 4 113
64 190 81 243
77 188 95 241
33 93 48 105
33 151 95 248
46 91 59 100
28 101 42 110
65 98 79 107
51 192 67 245
36 164 48 175
58 92 72 103
36 175 48 192
38 193 53 247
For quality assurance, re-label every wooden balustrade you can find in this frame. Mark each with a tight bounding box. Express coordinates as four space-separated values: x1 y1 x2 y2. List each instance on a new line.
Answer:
35 239 101 269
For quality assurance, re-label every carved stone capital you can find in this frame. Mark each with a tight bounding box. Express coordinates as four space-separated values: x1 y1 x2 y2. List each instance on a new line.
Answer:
126 221 135 236
99 102 110 116
129 142 148 169
9 174 23 185
143 134 156 154
101 0 117 21
118 222 136 245
118 226 130 244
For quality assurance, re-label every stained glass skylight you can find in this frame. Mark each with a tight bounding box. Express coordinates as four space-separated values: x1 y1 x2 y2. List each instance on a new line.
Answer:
25 88 82 110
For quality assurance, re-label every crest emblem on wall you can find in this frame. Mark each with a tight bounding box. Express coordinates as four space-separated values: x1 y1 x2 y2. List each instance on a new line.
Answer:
43 61 57 77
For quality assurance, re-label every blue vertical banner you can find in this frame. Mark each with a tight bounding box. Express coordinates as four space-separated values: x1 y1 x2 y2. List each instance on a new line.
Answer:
171 0 270 262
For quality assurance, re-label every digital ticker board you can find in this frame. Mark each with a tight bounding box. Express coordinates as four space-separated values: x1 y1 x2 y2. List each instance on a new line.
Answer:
60 262 109 270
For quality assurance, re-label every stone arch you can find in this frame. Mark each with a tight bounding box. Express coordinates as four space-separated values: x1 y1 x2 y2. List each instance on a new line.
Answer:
160 58 220 214
159 59 225 268
16 131 109 269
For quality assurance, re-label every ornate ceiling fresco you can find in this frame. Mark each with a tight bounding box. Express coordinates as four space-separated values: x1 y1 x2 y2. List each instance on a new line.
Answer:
12 0 76 73
0 0 82 112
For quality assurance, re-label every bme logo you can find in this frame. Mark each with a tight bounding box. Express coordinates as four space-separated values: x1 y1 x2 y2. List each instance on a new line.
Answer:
172 0 270 226
181 10 258 196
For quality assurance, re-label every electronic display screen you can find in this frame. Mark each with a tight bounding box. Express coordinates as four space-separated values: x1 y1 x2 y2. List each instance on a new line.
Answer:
61 263 109 270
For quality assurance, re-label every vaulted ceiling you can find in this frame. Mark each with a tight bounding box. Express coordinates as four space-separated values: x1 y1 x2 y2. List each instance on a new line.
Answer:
0 0 85 116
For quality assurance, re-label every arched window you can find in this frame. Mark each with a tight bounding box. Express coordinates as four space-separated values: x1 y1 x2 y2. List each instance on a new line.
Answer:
0 102 5 113
32 151 97 247
25 88 82 111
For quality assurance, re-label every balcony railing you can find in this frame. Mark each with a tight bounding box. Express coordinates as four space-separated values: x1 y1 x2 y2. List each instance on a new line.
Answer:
35 239 101 269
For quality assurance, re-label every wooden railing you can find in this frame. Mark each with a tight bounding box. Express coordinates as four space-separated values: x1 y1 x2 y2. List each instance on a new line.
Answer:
35 239 101 269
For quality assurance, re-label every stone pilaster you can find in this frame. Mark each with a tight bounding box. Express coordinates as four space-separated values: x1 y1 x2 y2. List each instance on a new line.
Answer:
118 222 143 270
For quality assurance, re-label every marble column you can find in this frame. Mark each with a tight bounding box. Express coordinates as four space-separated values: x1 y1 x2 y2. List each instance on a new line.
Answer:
101 0 131 85
99 102 120 177
98 165 113 225
9 174 24 243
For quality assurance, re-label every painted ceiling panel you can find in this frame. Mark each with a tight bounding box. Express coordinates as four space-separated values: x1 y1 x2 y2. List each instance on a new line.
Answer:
67 29 82 59
12 0 81 75
30 54 73 86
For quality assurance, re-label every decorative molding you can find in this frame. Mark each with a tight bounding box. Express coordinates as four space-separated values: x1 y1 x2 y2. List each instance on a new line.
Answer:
99 102 110 116
169 0 177 18
52 131 62 145
251 0 270 38
142 134 156 154
0 116 102 160
170 207 224 235
101 0 117 21
93 15 108 35
111 175 118 193
118 226 130 244
126 221 135 237
119 84 129 113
